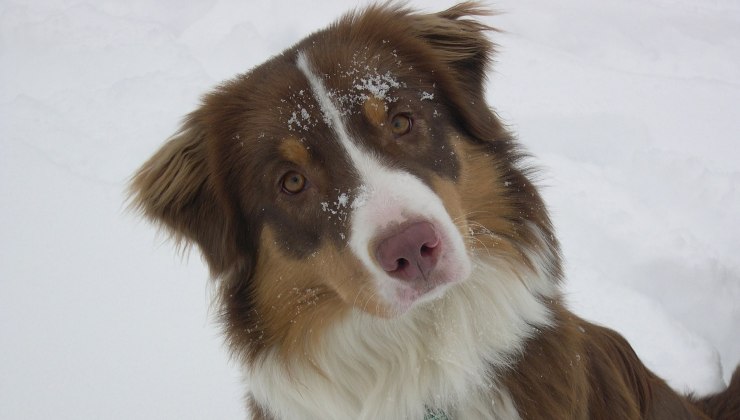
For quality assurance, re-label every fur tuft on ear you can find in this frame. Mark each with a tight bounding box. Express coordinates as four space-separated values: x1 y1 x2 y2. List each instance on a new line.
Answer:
412 2 512 145
416 2 494 75
129 117 239 275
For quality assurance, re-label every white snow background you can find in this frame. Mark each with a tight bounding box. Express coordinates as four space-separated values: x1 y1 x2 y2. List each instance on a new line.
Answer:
1 0 739 418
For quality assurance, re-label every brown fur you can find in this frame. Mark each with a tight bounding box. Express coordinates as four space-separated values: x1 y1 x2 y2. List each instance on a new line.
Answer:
130 2 738 418
690 367 740 420
252 226 362 361
247 394 275 420
502 304 712 419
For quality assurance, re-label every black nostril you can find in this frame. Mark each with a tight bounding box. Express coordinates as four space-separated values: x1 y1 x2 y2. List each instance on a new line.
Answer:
420 244 433 257
396 258 409 270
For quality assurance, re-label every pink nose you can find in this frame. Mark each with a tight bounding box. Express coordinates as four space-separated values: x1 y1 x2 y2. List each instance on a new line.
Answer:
375 222 441 282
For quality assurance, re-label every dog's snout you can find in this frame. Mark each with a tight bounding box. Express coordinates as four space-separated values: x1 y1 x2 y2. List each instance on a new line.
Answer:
375 222 441 282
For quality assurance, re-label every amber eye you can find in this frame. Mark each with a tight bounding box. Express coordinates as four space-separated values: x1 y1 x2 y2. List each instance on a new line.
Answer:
390 114 413 136
281 171 307 194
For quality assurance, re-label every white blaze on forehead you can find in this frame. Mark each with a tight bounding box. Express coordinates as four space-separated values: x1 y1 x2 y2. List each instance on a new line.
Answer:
296 51 368 168
295 50 407 190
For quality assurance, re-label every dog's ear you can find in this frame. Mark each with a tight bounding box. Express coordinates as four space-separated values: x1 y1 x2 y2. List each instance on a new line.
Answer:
129 117 240 275
413 2 511 143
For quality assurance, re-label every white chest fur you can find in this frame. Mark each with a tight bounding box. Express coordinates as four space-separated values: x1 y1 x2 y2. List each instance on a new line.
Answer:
249 256 555 420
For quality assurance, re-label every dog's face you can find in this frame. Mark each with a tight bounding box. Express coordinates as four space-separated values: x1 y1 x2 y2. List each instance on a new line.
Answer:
131 4 558 361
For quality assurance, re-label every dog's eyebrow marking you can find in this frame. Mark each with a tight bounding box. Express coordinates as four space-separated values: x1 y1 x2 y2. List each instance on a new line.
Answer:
363 96 387 127
279 136 311 167
296 50 369 168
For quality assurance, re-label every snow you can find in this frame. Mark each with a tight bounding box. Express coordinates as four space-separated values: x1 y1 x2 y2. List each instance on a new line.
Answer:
1 0 738 418
353 71 403 100
337 193 350 208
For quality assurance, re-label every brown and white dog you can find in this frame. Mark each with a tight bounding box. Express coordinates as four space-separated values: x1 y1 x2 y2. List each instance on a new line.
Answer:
131 3 739 419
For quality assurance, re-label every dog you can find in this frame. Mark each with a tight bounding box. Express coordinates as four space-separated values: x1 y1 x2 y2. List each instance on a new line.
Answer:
131 3 739 419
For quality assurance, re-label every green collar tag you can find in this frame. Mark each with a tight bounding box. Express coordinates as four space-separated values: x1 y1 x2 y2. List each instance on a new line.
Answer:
424 407 450 420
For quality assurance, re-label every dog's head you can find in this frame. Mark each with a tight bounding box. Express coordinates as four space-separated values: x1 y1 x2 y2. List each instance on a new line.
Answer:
131 3 560 362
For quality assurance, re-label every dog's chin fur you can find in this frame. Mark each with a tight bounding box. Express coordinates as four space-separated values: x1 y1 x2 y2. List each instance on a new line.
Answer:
131 3 740 419
250 244 557 420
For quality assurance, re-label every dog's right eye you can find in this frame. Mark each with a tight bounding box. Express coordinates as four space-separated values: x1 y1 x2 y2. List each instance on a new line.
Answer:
390 114 413 136
281 171 307 194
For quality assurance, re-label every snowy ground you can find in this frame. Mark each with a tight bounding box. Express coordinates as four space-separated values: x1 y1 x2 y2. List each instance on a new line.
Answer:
1 0 738 418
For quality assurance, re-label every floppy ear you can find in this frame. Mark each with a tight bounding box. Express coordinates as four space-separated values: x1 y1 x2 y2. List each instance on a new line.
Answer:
129 117 240 275
413 2 512 143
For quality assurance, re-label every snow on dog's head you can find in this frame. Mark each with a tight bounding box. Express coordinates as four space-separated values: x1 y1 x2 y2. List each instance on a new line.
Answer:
130 2 560 364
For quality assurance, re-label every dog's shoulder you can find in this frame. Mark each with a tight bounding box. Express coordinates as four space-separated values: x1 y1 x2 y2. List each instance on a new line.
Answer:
502 306 709 419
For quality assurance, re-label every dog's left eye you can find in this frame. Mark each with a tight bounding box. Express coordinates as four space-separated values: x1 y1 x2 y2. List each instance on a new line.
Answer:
390 114 413 136
281 171 307 194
